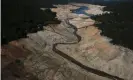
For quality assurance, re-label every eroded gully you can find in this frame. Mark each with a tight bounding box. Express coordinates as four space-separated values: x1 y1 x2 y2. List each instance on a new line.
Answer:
52 19 124 80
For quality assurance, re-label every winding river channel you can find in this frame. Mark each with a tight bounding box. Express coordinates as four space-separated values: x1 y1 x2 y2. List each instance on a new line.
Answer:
52 19 124 80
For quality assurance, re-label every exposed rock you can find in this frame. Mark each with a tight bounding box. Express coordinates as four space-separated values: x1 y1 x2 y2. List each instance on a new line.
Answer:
2 3 133 80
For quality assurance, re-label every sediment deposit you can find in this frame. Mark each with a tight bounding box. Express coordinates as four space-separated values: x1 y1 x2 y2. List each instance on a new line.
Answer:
2 3 133 80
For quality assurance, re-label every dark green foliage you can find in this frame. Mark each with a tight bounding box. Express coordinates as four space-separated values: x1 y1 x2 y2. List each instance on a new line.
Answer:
15 59 23 65
2 5 60 45
91 2 133 50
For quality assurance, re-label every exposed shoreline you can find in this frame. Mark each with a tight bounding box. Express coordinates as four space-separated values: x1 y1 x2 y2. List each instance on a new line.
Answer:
2 3 133 80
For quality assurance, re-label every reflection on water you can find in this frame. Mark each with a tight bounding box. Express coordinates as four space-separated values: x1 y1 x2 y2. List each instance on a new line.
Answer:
71 6 92 16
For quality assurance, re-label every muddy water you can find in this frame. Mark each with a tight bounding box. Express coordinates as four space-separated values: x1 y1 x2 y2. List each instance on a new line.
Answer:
53 19 124 80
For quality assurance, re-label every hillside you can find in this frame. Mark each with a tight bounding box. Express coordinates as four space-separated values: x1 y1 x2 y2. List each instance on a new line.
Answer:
2 3 133 80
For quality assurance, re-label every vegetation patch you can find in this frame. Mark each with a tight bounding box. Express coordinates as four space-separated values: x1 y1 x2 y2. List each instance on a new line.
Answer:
91 2 133 50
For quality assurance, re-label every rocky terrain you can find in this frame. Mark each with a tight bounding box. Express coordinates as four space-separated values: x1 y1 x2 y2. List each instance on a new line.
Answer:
2 3 133 80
